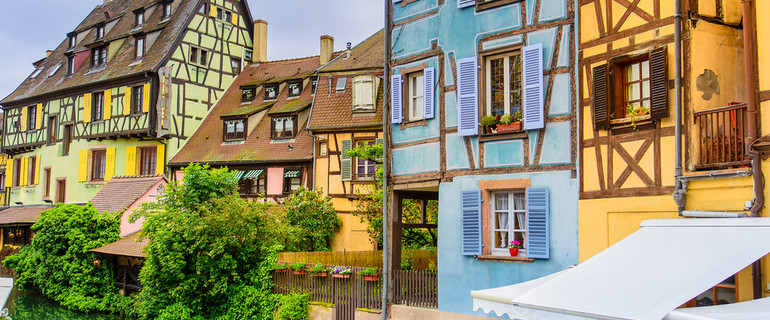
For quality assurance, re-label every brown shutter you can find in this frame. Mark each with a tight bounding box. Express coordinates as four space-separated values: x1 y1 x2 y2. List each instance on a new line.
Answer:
592 64 610 130
649 47 668 120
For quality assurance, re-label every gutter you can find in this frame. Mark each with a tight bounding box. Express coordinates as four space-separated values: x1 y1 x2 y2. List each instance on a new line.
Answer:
672 0 684 214
382 0 391 318
306 72 320 190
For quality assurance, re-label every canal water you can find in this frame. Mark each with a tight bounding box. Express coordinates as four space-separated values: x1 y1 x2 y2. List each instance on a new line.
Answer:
6 291 127 320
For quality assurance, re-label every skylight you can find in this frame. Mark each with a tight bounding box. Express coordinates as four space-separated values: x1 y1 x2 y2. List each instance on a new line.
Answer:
31 68 44 78
48 64 62 77
335 77 347 92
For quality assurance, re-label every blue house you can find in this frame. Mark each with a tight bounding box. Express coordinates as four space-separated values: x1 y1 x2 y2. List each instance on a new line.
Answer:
386 0 577 317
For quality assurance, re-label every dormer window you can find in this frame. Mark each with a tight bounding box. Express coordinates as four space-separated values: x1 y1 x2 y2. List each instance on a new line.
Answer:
135 36 145 59
272 116 296 139
353 75 376 111
162 1 173 19
288 81 302 97
224 119 246 141
135 10 145 27
68 34 77 49
241 86 256 102
96 25 105 40
91 46 108 68
66 56 75 75
264 84 278 100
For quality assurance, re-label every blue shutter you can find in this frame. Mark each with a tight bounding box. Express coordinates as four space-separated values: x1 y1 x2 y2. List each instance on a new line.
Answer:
526 187 550 259
522 43 544 130
423 67 435 120
461 190 483 256
391 74 403 124
341 140 352 181
456 57 478 136
457 0 475 8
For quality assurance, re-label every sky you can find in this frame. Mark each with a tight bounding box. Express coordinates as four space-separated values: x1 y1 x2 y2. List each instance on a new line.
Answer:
0 0 384 101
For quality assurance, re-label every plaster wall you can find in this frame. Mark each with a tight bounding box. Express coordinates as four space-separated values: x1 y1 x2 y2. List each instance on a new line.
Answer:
119 179 166 236
266 167 284 196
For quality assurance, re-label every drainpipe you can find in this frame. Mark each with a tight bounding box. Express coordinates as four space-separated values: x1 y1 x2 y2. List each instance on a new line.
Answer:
381 0 391 318
741 0 764 300
672 0 685 215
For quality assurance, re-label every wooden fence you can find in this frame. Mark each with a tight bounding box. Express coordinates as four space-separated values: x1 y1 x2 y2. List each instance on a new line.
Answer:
276 249 436 269
272 265 437 320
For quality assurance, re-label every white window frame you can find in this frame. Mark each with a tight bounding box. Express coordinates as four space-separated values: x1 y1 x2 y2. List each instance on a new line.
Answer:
407 72 425 121
353 75 375 111
485 50 522 117
491 190 526 256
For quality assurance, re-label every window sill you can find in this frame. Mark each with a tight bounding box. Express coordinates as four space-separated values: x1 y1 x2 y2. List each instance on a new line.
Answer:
476 0 523 11
477 255 534 263
399 119 427 129
479 131 527 142
87 181 105 185
609 114 651 126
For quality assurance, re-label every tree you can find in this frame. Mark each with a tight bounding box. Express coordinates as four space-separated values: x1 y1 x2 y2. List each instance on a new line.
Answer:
283 187 340 252
3 204 125 313
130 163 285 319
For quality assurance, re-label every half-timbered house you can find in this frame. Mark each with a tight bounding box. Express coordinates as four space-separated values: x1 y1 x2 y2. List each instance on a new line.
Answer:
386 0 578 316
579 0 768 306
0 0 254 207
307 31 384 252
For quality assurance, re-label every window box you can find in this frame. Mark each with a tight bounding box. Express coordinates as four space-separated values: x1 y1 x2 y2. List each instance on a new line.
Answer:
496 121 522 133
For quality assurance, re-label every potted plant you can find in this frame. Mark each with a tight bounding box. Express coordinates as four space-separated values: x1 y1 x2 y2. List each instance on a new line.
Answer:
480 115 498 134
308 263 328 277
508 240 521 256
358 267 379 282
273 261 290 273
497 112 523 133
332 266 352 279
290 262 307 275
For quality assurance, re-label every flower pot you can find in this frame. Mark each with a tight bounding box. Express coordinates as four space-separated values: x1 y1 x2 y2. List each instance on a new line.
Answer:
313 272 327 277
363 274 379 282
509 248 519 256
497 122 522 133
332 274 351 279
292 270 306 275
274 268 288 273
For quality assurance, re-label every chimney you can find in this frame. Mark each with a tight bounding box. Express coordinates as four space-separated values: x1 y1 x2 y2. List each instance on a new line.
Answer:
320 35 334 65
46 50 54 57
253 20 268 62
345 42 352 59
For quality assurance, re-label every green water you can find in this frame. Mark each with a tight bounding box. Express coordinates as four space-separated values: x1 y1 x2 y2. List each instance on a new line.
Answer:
7 292 127 320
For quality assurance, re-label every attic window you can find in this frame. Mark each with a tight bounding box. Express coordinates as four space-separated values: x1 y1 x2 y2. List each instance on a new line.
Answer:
66 56 75 75
96 25 105 40
31 68 44 78
353 75 375 111
162 1 173 19
135 36 145 59
272 116 296 139
135 10 145 27
92 46 108 68
68 34 76 48
264 85 278 100
241 86 256 102
224 119 246 141
48 64 62 78
335 77 347 92
288 81 302 97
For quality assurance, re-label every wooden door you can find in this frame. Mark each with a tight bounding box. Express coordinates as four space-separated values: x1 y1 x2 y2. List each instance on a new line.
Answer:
56 178 66 204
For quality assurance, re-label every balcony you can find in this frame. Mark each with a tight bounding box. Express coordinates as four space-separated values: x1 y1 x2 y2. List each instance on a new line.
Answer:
694 103 750 170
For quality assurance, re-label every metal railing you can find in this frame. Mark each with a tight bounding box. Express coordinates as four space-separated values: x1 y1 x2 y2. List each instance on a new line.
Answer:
694 103 750 170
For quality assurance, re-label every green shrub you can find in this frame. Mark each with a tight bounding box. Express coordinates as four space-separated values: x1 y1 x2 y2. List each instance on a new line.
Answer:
276 293 309 320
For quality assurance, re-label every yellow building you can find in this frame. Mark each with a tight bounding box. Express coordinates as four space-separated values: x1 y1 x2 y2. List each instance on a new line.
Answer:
307 31 384 251
579 0 765 304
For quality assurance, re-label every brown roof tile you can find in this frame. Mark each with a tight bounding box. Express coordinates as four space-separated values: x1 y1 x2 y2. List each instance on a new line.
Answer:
0 206 52 225
169 56 326 165
91 175 167 214
91 232 147 258
319 30 384 72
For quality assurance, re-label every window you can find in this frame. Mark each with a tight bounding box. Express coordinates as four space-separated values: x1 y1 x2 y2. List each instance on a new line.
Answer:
96 25 105 40
407 72 425 121
288 81 302 97
92 92 104 121
224 119 246 141
592 47 667 130
318 142 328 156
353 76 376 111
355 140 376 180
231 57 242 74
91 46 108 68
66 56 75 75
283 169 302 193
13 158 21 187
335 78 347 92
199 1 208 14
135 36 145 59
139 146 157 176
474 0 522 10
68 34 76 48
252 173 267 195
485 51 522 117
311 79 318 94
135 10 145 27
28 156 37 186
216 8 223 19
91 149 106 181
241 87 255 102
5 227 30 246
63 125 73 156
44 168 51 197
264 84 278 100
238 171 267 197
225 10 232 22
132 85 144 113
272 116 295 139
27 105 36 131
48 116 57 145
687 276 736 307
244 50 253 63
162 1 173 19
491 191 526 256
189 47 208 66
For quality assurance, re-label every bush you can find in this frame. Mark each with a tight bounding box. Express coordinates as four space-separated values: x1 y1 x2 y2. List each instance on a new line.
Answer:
283 187 340 252
275 293 309 320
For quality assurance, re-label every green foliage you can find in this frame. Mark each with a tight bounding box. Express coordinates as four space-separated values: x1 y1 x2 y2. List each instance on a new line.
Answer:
480 115 498 127
131 163 285 319
283 187 340 252
346 144 385 248
275 293 309 320
358 267 378 276
307 263 327 274
289 262 306 271
3 204 127 314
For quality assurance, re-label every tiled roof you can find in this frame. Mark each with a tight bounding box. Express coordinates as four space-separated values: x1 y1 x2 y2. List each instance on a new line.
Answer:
222 101 275 117
1 0 200 105
91 232 147 258
169 56 329 165
91 175 166 214
0 206 52 225
307 30 384 131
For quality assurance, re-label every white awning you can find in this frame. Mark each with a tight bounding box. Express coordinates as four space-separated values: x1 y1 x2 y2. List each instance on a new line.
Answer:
0 278 12 310
665 297 770 320
472 218 770 320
